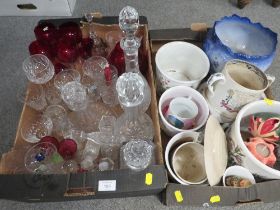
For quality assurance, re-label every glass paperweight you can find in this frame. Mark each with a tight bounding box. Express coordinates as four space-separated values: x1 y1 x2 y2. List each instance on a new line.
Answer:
119 6 151 112
123 140 153 171
115 72 154 143
61 81 88 111
24 142 62 174
203 15 278 72
21 115 53 143
23 54 55 84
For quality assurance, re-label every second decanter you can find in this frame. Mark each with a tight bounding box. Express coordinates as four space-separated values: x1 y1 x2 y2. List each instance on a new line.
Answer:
115 72 154 143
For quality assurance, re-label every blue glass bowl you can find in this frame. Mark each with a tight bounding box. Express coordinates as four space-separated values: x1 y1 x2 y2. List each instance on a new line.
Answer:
203 14 278 72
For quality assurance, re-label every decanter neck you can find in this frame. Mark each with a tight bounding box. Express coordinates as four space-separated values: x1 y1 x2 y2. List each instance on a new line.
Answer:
125 106 141 122
121 36 141 73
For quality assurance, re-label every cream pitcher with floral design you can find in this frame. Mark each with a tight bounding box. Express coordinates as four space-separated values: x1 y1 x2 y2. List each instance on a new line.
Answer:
205 60 275 123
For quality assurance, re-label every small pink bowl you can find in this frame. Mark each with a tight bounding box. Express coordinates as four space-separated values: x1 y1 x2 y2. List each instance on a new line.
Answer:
159 86 209 136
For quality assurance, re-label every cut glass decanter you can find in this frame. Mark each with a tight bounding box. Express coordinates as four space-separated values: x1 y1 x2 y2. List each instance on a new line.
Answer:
115 72 154 143
119 6 151 112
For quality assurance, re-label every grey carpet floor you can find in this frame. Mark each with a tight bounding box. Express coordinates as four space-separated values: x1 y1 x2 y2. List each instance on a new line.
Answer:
0 0 280 209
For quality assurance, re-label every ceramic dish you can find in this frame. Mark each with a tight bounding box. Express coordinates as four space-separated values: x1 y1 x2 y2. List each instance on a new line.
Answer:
165 131 201 185
203 14 278 72
222 165 256 187
229 100 280 179
172 142 207 185
204 115 228 186
159 86 209 137
155 41 209 92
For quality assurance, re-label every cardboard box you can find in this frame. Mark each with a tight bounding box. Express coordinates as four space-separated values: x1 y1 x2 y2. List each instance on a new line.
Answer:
149 27 277 207
0 0 76 16
0 16 168 201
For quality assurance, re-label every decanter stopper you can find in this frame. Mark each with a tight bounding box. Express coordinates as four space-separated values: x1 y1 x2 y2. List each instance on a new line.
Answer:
116 72 144 107
119 6 139 36
119 6 140 51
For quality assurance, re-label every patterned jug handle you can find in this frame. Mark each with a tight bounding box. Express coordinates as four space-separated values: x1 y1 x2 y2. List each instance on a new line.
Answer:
206 73 226 96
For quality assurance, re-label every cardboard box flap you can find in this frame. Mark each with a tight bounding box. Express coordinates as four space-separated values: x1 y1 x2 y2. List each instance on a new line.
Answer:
255 180 280 203
165 183 263 207
149 27 206 42
0 165 167 201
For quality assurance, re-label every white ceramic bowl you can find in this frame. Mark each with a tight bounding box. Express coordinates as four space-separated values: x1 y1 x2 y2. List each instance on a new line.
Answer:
229 100 280 179
159 86 209 137
172 142 207 185
155 41 210 92
165 131 201 185
222 165 256 187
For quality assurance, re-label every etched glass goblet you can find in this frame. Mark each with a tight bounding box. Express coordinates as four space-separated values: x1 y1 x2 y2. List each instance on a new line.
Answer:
24 142 58 174
21 115 53 143
54 69 81 91
17 83 47 111
43 105 67 132
23 54 55 84
99 65 119 106
61 81 88 111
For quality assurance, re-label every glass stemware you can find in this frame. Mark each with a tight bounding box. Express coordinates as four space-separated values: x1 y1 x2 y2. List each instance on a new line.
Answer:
82 56 108 97
44 80 63 105
99 65 119 106
115 72 154 143
98 158 114 171
62 160 79 173
21 115 53 143
22 54 55 84
105 30 123 53
17 83 47 111
119 6 151 112
43 105 67 133
24 142 61 174
54 69 81 91
84 13 107 57
61 81 88 111
80 139 100 170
